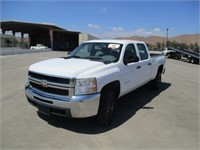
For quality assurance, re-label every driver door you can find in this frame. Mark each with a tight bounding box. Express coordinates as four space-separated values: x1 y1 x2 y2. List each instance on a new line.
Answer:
121 44 141 95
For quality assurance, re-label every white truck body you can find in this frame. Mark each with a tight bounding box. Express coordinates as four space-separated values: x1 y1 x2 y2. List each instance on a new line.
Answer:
30 44 48 49
25 40 166 125
162 47 175 55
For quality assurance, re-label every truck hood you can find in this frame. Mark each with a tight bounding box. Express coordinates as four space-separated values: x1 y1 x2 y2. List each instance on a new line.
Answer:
29 58 106 78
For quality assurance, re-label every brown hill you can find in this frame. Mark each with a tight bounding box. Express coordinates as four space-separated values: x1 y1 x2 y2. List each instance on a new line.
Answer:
116 34 200 46
170 34 200 44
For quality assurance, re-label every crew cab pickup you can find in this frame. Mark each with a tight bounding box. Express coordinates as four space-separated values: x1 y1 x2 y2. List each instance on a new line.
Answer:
30 44 48 49
25 40 166 125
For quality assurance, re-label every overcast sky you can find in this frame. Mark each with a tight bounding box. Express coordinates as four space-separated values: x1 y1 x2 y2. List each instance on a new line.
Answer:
1 0 199 38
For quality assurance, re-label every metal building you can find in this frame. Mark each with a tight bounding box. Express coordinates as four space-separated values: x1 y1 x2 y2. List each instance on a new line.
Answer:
0 21 80 51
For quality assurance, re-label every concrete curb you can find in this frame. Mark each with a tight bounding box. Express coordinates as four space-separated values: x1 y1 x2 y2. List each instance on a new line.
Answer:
0 49 52 56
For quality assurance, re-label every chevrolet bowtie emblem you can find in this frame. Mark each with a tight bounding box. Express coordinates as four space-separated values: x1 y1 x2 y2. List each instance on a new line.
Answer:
40 80 48 88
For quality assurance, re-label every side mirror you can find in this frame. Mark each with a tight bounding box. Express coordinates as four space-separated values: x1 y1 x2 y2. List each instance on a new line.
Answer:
124 56 139 65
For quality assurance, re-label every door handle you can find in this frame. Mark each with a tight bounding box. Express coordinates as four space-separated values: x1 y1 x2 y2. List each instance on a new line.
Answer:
137 66 141 69
148 63 152 65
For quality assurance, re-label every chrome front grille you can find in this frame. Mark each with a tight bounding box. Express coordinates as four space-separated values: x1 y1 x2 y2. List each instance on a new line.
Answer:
29 72 70 84
28 71 74 97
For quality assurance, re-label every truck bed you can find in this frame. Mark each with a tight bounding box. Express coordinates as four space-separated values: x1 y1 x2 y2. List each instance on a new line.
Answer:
150 52 164 58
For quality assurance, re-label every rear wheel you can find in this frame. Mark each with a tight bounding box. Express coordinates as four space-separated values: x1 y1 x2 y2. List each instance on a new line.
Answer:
191 58 195 64
97 90 115 125
187 57 191 63
167 53 171 58
151 71 162 90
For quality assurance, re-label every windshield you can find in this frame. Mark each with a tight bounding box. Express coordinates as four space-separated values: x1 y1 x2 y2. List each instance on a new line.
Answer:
68 42 123 64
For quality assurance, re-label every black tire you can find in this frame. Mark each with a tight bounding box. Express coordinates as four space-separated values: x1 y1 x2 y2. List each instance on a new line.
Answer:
191 58 194 64
187 57 191 63
151 71 162 90
97 90 115 125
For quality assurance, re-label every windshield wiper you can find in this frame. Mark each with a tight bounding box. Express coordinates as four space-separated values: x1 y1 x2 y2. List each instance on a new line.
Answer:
82 56 103 62
64 55 82 59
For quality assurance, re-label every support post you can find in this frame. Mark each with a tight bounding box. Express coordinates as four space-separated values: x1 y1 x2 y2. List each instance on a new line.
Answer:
2 30 5 34
49 29 53 50
21 32 24 48
12 31 16 47
166 28 169 48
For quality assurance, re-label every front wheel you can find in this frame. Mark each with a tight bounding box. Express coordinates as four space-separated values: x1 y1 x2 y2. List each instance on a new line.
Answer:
97 90 116 125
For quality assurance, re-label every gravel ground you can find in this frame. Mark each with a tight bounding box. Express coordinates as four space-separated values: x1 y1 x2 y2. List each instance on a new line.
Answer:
0 51 199 150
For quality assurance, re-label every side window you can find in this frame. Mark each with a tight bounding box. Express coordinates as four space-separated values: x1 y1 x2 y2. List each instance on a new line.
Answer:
137 44 149 60
123 44 137 64
124 44 137 56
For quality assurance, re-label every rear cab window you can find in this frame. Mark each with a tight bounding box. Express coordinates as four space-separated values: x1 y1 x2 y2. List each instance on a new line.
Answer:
137 43 149 60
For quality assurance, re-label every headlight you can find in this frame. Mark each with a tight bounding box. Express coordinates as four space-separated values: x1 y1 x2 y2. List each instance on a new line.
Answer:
75 78 97 95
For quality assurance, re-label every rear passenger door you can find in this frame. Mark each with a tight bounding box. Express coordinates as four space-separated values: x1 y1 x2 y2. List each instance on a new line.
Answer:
136 43 152 85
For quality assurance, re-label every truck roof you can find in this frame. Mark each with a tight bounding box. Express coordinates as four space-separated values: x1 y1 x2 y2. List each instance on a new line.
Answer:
85 39 145 45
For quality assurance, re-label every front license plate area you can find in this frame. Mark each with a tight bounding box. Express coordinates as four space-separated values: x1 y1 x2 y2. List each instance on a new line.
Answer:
38 105 50 115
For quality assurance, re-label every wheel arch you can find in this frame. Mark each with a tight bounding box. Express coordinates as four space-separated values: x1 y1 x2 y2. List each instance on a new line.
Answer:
100 80 120 99
158 65 164 74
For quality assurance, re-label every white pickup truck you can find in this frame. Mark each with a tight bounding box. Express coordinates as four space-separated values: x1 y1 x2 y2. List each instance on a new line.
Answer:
25 40 166 125
30 44 48 49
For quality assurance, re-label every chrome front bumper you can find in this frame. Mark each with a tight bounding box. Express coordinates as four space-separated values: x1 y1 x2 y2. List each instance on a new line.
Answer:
25 83 100 118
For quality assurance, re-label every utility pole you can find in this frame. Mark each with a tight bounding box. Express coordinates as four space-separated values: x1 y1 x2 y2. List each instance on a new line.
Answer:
166 28 169 48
